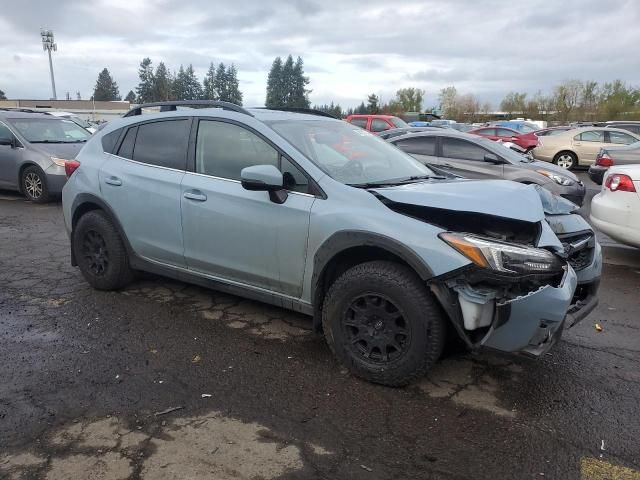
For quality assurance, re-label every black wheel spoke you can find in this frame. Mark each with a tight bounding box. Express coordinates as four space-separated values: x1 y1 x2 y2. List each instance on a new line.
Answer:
342 293 411 366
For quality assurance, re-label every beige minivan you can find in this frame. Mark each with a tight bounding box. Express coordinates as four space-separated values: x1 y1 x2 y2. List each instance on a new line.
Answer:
532 127 640 170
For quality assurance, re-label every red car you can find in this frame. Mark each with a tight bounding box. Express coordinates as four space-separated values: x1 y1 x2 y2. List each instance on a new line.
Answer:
468 126 539 151
345 114 408 134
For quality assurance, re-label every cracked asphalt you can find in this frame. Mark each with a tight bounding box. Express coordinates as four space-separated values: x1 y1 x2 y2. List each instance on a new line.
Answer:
1 174 639 479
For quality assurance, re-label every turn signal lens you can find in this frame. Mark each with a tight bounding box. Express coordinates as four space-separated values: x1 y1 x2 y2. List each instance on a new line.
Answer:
439 233 489 268
605 174 636 192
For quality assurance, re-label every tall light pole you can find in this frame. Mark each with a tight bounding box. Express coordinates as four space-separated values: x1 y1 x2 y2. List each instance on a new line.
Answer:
40 29 57 100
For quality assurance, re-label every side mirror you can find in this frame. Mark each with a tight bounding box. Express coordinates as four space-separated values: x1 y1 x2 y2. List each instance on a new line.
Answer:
484 153 504 164
0 137 14 147
240 164 288 204
511 136 519 141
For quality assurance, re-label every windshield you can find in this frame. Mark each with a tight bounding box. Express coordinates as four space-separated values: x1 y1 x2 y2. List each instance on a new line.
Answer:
390 117 408 128
9 118 91 143
268 119 436 185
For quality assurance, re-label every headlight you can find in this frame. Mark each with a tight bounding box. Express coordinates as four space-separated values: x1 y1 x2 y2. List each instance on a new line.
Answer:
51 157 69 167
439 233 564 275
536 170 573 186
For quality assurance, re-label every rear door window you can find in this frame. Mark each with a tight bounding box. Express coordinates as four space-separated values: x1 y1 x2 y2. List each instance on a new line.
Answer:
132 120 190 170
441 137 488 161
370 119 390 132
576 131 605 142
607 130 637 144
101 129 121 154
350 118 367 129
475 128 496 136
496 128 516 137
117 127 137 159
393 136 437 156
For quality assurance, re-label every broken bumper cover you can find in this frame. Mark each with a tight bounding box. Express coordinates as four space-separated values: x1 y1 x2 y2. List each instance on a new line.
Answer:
482 266 579 357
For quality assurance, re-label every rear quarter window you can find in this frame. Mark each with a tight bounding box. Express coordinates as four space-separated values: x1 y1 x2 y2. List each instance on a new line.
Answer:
101 129 121 154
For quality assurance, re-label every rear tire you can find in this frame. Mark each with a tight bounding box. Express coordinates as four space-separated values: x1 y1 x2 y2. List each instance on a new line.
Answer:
553 151 577 170
322 261 445 387
21 166 50 203
73 210 133 290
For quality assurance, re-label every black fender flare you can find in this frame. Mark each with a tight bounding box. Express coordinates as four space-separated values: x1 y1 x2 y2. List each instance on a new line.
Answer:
310 231 435 330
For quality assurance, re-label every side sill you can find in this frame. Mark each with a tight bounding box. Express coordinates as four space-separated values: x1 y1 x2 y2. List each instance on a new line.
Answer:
129 255 314 317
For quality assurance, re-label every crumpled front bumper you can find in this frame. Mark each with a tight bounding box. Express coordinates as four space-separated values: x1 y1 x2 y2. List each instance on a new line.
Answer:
482 266 578 356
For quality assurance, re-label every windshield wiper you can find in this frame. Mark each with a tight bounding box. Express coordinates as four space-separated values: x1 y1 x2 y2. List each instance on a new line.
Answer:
348 175 444 189
30 140 67 143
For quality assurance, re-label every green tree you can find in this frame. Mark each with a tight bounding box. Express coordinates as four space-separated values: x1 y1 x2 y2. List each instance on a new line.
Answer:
552 80 583 122
265 57 284 107
183 64 202 100
153 62 172 102
135 57 154 103
395 87 424 112
224 64 243 105
290 56 310 108
599 80 638 120
171 65 186 100
438 86 459 119
367 93 379 114
202 62 218 100
93 68 121 101
314 102 343 118
500 92 527 117
213 63 228 101
0 89 6 100
124 90 136 103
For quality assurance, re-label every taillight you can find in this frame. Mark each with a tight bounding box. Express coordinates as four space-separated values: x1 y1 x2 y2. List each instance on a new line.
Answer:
596 152 614 167
64 159 81 178
605 174 636 192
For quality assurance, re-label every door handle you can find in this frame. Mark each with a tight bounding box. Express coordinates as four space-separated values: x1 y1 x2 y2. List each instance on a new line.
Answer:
104 176 122 186
183 190 207 202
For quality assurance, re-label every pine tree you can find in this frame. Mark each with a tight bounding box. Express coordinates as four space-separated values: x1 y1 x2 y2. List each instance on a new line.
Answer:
0 89 6 100
124 90 136 103
225 64 243 105
172 65 186 100
265 57 284 107
153 62 171 101
290 56 310 108
213 63 227 102
93 68 121 101
281 55 295 106
136 58 154 103
367 94 379 114
181 64 202 100
202 62 218 100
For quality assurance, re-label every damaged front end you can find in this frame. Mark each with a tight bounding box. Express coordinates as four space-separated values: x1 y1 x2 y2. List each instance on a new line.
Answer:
375 182 600 357
430 233 576 356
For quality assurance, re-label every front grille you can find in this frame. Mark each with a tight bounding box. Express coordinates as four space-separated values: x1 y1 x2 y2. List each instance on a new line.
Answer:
559 231 595 271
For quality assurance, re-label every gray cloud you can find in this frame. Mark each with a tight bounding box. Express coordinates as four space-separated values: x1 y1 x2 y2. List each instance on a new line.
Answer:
0 0 639 107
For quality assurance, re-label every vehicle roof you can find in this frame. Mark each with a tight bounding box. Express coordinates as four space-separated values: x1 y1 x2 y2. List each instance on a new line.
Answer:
387 129 469 141
0 111 57 120
347 114 398 119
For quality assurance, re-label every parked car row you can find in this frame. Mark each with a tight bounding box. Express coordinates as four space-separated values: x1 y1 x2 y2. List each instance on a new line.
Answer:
385 129 586 205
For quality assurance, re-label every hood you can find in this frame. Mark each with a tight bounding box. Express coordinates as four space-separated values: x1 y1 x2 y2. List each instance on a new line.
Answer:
372 179 545 223
32 142 84 159
520 160 579 181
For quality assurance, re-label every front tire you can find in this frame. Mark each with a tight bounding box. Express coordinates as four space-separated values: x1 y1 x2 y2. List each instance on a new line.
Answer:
322 261 446 387
553 151 577 170
73 210 133 290
21 166 50 203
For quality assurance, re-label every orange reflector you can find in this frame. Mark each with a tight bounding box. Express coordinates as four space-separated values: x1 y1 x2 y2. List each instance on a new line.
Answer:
440 233 489 268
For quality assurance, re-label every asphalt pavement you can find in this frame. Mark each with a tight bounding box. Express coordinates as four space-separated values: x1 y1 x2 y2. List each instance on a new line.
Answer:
1 176 639 480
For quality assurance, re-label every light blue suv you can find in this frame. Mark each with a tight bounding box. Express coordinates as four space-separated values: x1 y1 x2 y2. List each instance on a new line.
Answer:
62 101 601 386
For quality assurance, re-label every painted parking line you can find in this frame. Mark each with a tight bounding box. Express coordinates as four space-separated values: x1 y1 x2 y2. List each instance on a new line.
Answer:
581 457 640 480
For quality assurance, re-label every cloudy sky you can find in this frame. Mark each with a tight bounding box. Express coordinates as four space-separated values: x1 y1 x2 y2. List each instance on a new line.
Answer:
1 0 639 109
